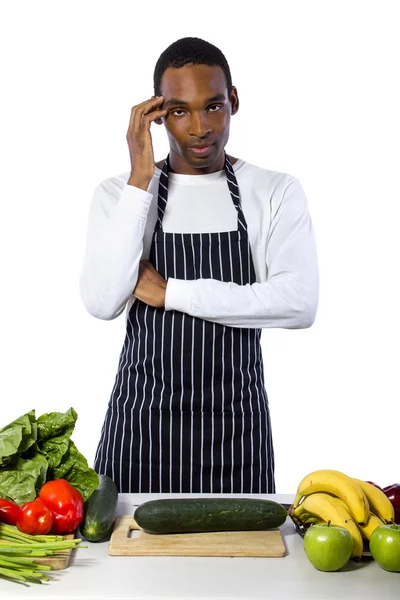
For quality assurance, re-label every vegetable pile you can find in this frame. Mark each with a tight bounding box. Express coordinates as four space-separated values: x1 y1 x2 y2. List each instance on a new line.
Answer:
0 407 99 505
0 407 100 585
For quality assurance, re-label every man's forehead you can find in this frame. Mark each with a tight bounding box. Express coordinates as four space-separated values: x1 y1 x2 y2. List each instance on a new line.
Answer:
160 64 227 100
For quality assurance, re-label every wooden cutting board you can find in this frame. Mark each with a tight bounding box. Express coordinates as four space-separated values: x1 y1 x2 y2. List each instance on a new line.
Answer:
109 516 286 557
32 532 75 571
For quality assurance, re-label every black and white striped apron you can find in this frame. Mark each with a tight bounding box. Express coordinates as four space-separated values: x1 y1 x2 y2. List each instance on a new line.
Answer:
94 153 275 493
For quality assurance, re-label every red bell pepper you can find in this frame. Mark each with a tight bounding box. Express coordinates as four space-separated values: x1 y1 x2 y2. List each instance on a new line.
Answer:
0 498 20 526
39 479 84 535
16 500 53 535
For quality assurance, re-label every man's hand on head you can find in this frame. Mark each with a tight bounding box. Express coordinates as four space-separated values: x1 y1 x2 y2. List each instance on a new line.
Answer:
133 260 167 308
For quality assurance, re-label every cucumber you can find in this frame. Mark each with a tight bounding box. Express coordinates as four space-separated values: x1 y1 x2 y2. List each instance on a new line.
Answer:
79 474 118 542
134 498 287 534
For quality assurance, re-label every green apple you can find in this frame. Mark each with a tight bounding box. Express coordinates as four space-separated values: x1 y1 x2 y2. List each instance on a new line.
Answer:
303 523 353 571
370 524 400 572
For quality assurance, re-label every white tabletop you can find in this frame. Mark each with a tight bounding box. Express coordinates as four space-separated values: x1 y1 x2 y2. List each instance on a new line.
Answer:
1 493 399 599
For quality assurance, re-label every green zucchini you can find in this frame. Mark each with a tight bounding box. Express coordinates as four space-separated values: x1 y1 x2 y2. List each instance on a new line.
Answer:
79 474 118 542
134 498 287 534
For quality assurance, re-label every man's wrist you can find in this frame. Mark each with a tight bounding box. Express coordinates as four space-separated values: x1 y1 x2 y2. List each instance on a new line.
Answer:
127 173 152 191
165 278 193 314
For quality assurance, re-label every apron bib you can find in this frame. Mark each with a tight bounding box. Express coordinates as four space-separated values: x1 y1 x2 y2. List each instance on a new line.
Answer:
94 153 275 493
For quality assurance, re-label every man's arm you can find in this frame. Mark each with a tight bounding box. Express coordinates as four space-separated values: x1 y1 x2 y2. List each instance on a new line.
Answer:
79 180 153 320
164 178 319 329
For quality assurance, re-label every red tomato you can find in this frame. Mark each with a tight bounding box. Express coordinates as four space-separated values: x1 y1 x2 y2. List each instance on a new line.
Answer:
39 479 84 534
16 500 53 535
0 498 20 526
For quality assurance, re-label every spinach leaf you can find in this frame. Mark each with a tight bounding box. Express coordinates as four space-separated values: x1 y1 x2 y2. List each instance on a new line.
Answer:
37 408 77 469
0 410 37 468
37 407 77 440
51 440 99 501
0 454 48 505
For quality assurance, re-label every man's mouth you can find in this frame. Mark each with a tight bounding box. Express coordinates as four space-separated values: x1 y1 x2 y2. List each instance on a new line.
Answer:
187 143 214 156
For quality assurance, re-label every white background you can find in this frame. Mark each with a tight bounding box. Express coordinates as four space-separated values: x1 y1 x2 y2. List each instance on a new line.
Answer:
1 1 399 494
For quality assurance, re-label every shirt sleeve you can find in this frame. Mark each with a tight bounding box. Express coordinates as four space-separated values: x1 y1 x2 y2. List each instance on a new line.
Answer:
79 180 153 320
164 177 319 329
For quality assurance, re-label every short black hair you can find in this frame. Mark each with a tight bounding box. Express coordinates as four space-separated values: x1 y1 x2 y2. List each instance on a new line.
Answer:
153 37 233 97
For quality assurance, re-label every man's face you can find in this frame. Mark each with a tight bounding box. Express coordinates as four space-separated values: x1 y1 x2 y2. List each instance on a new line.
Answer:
157 64 239 173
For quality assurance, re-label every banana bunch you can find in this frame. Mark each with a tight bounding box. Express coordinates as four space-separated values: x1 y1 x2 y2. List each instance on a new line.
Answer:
289 469 395 560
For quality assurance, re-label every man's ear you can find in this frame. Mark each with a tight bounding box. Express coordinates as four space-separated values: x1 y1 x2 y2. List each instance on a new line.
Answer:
230 85 239 115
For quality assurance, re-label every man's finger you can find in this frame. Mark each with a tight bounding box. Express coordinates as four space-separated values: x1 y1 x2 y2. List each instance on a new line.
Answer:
128 97 165 136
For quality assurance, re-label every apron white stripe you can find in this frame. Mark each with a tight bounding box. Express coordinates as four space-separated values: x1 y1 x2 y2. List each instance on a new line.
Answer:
158 232 168 491
190 232 195 492
118 305 140 489
209 232 215 492
245 222 254 491
200 234 205 492
253 327 262 493
148 232 160 491
105 337 129 482
169 316 175 493
260 343 269 493
179 233 186 493
238 235 245 493
200 319 205 493
137 304 149 492
218 231 225 492
147 307 157 492
190 316 195 493
168 233 178 492
260 349 274 492
228 233 235 493
159 311 166 492
180 312 185 493
248 328 254 492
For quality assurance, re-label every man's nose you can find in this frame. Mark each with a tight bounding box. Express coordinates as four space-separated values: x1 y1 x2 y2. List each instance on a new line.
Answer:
189 112 211 138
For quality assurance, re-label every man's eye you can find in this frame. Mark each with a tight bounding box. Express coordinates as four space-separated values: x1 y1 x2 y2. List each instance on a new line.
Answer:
171 105 223 116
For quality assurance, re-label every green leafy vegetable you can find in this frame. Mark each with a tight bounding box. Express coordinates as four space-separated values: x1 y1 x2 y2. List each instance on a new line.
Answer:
0 408 99 505
0 455 48 505
0 411 37 468
36 407 77 470
51 440 99 502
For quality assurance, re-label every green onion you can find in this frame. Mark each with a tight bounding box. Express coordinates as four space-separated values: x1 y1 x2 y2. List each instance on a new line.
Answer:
0 523 64 543
0 523 86 585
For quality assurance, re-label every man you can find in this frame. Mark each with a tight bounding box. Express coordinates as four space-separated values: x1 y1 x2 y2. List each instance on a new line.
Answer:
79 37 319 494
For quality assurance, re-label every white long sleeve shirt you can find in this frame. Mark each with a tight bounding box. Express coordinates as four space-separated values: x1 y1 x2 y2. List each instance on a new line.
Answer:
79 158 319 329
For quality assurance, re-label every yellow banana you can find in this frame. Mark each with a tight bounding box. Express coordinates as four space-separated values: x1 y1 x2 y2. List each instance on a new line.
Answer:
352 479 395 524
333 497 384 540
293 469 370 524
299 492 364 560
292 504 320 525
357 512 385 541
